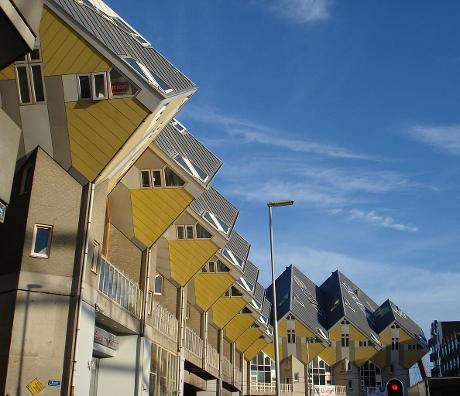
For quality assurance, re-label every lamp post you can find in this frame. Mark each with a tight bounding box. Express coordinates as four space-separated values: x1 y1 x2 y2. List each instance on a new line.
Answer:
268 200 294 396
305 337 316 396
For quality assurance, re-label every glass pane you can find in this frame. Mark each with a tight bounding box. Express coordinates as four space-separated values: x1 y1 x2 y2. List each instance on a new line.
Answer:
196 224 211 239
186 225 194 239
31 65 45 102
164 167 185 187
93 74 107 99
79 75 92 99
152 170 162 187
154 275 163 295
110 67 137 96
176 226 184 240
208 261 215 273
141 170 151 188
17 66 31 103
33 226 51 256
30 49 41 61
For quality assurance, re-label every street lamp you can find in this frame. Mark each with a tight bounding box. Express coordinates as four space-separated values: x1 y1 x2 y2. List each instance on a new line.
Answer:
268 200 294 396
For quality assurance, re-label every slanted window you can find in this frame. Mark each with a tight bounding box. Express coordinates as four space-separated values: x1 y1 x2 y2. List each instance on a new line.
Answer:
92 73 108 100
176 225 185 240
78 75 92 100
173 154 209 183
287 329 296 344
154 274 163 295
202 211 230 235
164 167 185 187
31 224 53 258
171 119 186 134
196 224 212 239
341 334 349 347
90 241 100 273
109 68 138 97
202 260 229 273
15 44 46 105
19 163 34 195
123 57 173 93
391 337 399 351
225 286 243 297
140 170 152 188
151 170 162 187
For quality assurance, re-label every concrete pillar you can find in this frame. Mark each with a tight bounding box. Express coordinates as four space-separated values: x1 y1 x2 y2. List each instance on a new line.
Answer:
202 311 208 368
177 286 187 396
217 329 224 396
231 342 236 386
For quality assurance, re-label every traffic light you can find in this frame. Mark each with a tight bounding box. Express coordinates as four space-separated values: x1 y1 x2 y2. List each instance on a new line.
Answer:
386 379 403 396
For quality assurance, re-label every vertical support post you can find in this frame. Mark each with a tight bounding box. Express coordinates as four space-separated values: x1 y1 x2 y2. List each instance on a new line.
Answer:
177 286 187 396
268 205 281 396
231 342 236 386
217 328 224 396
201 311 208 368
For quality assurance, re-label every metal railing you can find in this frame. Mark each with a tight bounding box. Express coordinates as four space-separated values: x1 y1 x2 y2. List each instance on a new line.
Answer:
184 326 203 359
98 257 143 317
250 382 293 393
313 385 347 395
206 343 220 371
221 356 233 382
151 301 178 342
234 368 242 387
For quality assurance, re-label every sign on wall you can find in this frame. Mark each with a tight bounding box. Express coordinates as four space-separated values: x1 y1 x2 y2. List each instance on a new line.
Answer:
26 378 45 396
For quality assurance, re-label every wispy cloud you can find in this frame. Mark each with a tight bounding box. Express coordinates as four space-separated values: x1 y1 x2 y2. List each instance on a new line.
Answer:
408 124 460 155
263 0 333 24
348 209 419 233
253 245 459 334
182 107 376 161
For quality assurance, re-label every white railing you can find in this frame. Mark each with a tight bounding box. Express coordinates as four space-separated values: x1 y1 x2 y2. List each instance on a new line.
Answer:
185 326 203 359
251 382 293 394
151 301 178 341
235 368 242 387
206 343 220 371
221 356 233 382
98 257 143 317
313 385 348 395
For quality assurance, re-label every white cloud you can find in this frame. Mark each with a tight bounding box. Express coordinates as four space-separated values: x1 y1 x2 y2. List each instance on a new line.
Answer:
253 245 460 335
348 209 419 233
409 124 460 155
182 107 375 160
265 0 332 24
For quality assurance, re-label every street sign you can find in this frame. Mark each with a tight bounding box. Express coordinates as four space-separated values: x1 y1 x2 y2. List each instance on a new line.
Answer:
26 378 44 396
48 380 61 387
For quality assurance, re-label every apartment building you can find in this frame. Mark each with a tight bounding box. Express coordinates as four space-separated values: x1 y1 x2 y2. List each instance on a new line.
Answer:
0 1 272 395
261 265 428 396
429 320 460 377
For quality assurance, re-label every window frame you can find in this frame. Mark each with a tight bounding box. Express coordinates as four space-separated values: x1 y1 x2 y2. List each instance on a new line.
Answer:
151 169 163 188
107 67 139 99
90 240 100 273
140 169 152 189
91 72 108 101
77 74 93 101
154 274 164 295
15 45 46 105
31 224 53 258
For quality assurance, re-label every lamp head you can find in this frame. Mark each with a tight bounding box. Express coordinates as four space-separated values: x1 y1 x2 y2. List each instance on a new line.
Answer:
268 200 294 207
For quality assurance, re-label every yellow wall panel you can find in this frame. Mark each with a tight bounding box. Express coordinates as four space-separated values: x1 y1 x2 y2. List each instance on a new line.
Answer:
169 239 218 286
131 189 193 248
354 347 377 367
194 273 235 312
40 7 109 76
329 324 342 341
403 350 426 369
295 320 315 337
211 297 247 329
245 339 268 361
380 328 392 346
66 98 148 181
349 324 368 342
263 343 275 360
399 328 413 343
300 343 325 364
0 65 15 80
372 350 387 369
278 319 287 337
319 347 337 366
225 315 254 342
236 328 263 353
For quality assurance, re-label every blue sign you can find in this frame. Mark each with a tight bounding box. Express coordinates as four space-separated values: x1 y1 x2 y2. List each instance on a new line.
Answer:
48 380 61 387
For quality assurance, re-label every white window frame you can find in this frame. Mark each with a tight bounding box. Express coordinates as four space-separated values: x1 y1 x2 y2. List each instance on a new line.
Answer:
176 225 185 240
107 67 139 99
31 224 53 258
140 169 152 189
77 74 92 100
195 223 212 240
15 46 46 105
154 274 164 295
151 169 163 188
90 240 100 273
91 72 108 100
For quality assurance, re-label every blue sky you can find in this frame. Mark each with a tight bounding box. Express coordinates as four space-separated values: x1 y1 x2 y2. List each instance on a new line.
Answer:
108 0 460 343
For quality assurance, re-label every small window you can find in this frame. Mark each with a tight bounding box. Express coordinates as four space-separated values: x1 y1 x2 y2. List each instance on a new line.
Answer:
31 224 53 258
216 260 229 272
186 225 194 239
109 67 138 97
208 261 215 273
154 274 163 295
15 45 46 104
19 163 34 195
151 170 162 187
92 73 108 100
30 65 45 102
348 380 353 390
90 241 100 273
140 170 151 188
164 167 185 187
341 334 349 347
287 329 296 344
16 66 31 104
78 75 92 100
147 291 154 315
176 225 185 240
196 224 212 239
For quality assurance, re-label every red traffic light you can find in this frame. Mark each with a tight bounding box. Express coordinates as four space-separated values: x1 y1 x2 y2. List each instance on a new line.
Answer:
391 384 399 391
387 379 403 395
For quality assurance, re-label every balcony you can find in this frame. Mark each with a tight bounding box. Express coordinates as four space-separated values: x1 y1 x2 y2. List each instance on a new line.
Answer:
234 368 243 390
184 326 204 367
205 343 220 377
250 382 293 394
221 356 233 384
98 257 143 318
151 301 178 351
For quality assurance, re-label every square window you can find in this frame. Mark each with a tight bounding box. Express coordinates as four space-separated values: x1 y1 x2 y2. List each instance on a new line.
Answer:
186 225 194 239
151 170 162 187
31 224 53 258
78 75 92 100
140 170 152 188
176 226 185 240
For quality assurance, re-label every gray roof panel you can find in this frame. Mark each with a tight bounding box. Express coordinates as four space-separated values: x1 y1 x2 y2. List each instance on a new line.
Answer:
155 122 222 186
48 0 195 94
261 297 272 322
220 231 250 269
236 259 259 293
253 282 265 307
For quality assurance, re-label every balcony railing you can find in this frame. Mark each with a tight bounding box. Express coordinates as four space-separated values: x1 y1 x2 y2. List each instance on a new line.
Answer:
98 257 143 318
152 301 178 342
206 343 220 371
184 326 203 360
250 382 293 394
221 356 233 383
313 385 347 395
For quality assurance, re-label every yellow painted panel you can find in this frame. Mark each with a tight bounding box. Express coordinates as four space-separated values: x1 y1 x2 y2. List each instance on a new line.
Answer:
212 297 247 329
372 350 387 369
295 320 315 337
329 324 342 342
349 324 369 342
278 319 287 337
380 328 392 346
319 347 337 366
245 339 268 361
399 328 413 343
354 347 378 367
262 343 275 360
225 315 254 342
194 273 235 312
66 98 148 181
236 327 263 353
131 189 193 248
169 239 219 286
0 65 15 80
40 7 109 76
300 343 325 364
403 350 426 369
